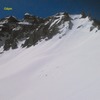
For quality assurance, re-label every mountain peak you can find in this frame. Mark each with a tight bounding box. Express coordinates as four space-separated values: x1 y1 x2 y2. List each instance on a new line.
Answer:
24 13 31 16
55 12 69 16
5 16 19 22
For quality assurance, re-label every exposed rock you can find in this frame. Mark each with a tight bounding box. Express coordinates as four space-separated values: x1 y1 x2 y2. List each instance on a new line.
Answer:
93 19 100 30
81 11 87 18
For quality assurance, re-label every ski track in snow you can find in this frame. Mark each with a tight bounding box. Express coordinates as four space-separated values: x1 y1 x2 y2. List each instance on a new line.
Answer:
0 15 100 100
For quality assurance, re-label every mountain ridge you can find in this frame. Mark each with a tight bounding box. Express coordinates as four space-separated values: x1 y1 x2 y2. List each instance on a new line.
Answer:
0 12 100 52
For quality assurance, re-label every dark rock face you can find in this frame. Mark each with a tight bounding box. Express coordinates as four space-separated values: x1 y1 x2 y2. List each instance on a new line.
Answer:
81 11 87 18
93 19 100 30
7 16 19 23
0 12 72 51
24 13 44 24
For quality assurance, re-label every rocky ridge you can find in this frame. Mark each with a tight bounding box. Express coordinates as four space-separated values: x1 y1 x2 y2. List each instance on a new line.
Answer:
0 12 99 51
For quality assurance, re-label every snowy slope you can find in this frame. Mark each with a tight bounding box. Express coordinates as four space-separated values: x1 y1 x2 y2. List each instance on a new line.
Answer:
0 15 100 100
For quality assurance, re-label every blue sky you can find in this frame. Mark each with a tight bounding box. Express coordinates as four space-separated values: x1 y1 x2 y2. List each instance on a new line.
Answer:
0 0 100 20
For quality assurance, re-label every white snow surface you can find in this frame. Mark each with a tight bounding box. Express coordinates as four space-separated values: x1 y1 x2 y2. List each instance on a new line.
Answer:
0 15 100 100
18 22 32 25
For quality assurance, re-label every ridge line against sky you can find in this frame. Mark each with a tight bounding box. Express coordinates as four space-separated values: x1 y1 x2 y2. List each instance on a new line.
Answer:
0 0 100 20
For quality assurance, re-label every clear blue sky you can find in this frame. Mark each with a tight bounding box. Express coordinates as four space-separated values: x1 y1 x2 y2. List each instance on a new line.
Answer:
0 0 100 20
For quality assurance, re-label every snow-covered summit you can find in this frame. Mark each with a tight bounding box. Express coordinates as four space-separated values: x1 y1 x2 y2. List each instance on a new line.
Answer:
24 13 31 16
